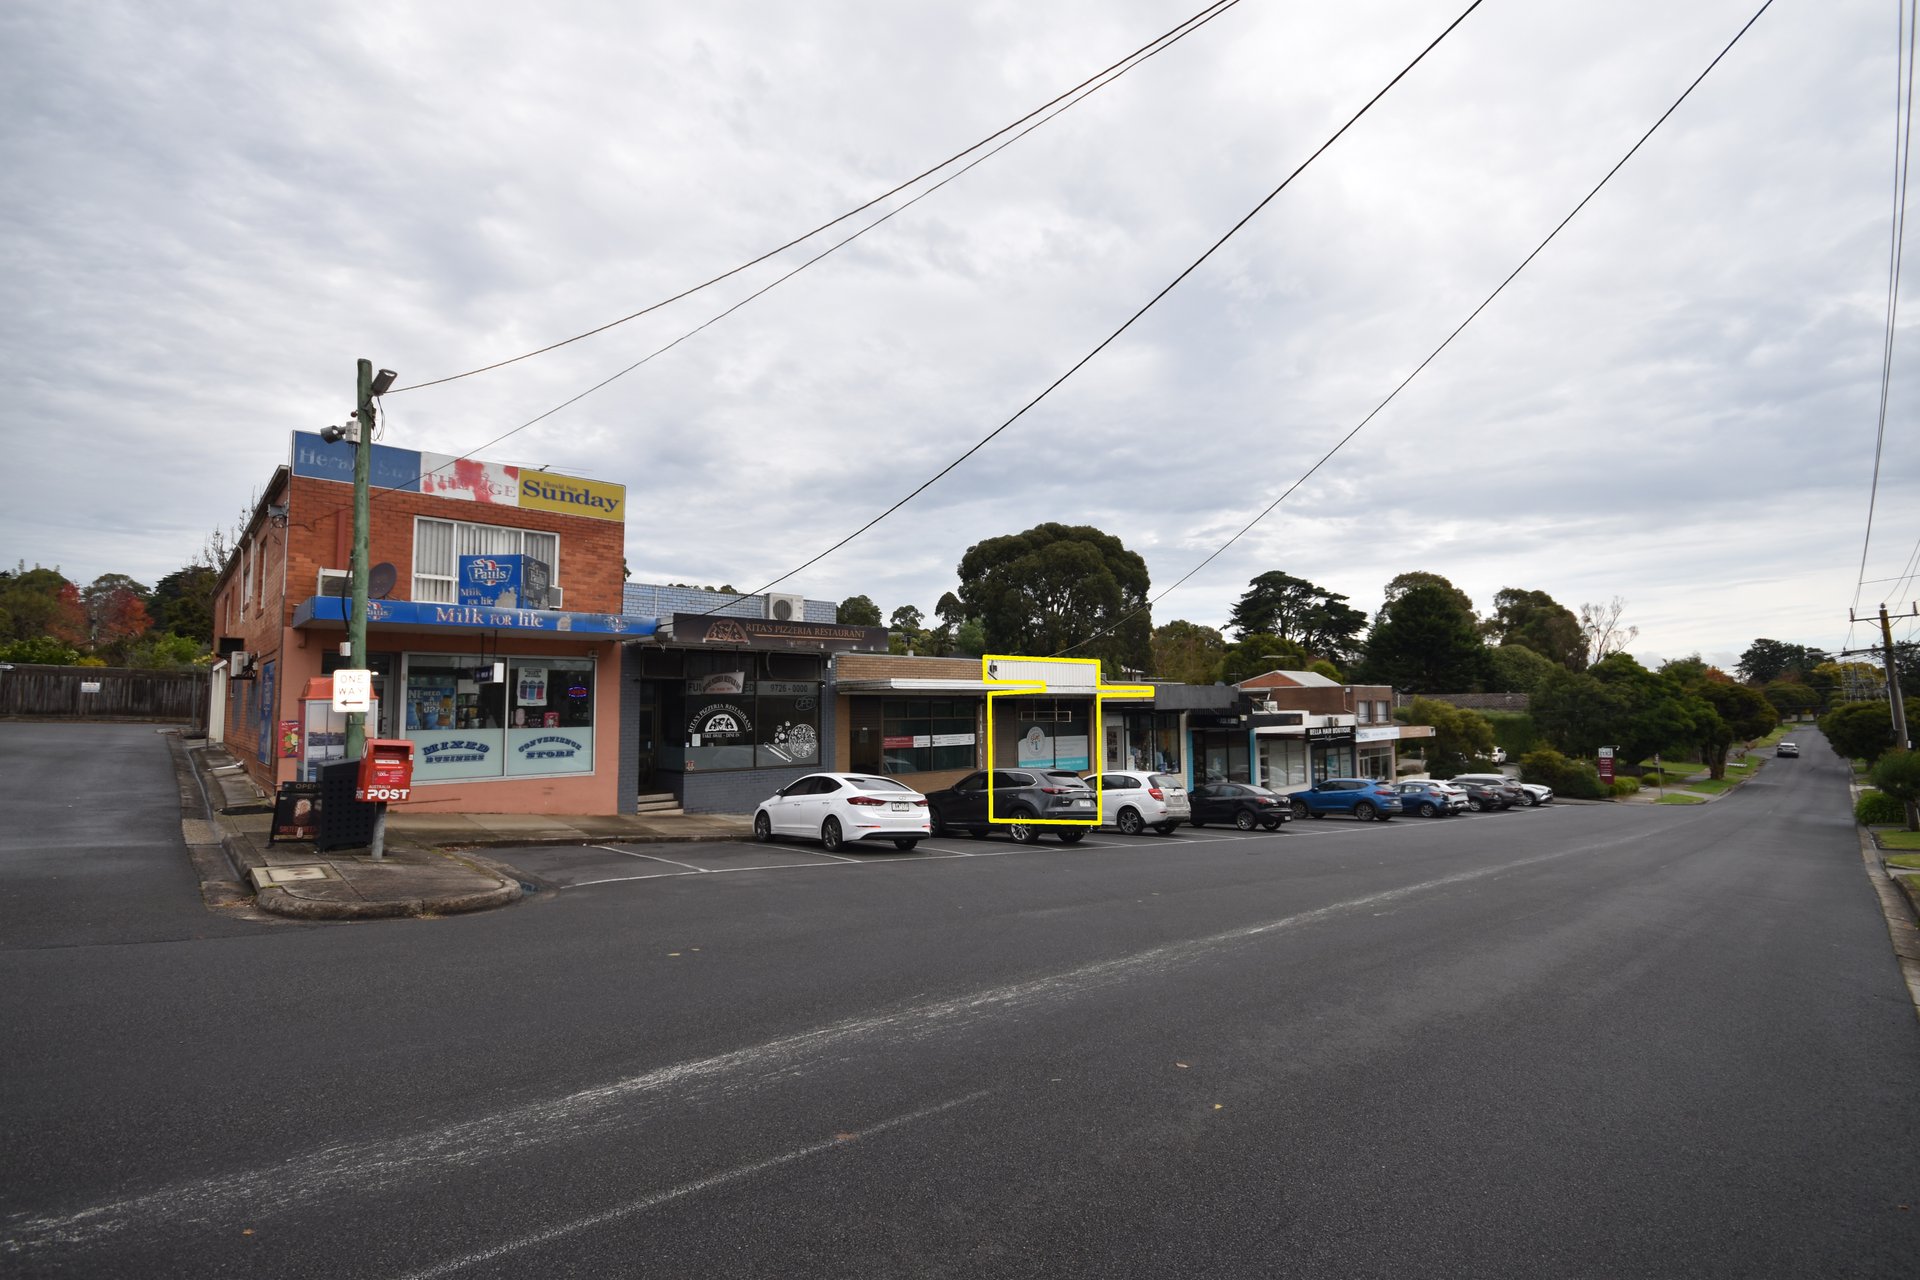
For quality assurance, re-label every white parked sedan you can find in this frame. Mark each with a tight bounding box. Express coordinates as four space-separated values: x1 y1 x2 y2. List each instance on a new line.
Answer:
753 773 930 852
1083 770 1190 835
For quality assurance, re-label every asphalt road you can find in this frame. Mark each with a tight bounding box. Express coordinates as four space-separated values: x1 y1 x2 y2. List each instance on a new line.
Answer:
3 723 1917 1277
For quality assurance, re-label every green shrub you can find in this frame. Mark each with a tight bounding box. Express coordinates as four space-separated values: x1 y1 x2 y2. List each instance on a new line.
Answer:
1640 773 1662 788
1609 777 1642 796
1518 748 1608 800
1857 790 1908 825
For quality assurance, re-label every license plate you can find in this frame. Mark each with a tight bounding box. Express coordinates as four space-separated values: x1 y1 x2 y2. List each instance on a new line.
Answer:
1073 799 1091 807
890 802 908 811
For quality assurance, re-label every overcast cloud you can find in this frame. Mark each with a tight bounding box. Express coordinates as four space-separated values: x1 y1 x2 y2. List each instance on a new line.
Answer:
2 0 1913 670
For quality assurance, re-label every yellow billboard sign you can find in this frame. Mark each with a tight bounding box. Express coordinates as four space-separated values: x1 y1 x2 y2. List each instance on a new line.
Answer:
517 471 626 522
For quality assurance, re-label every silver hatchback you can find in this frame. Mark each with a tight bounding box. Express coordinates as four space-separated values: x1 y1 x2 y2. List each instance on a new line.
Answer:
1085 770 1191 835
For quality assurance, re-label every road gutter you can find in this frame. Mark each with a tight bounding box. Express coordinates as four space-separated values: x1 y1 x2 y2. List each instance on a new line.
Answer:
1856 823 1920 1023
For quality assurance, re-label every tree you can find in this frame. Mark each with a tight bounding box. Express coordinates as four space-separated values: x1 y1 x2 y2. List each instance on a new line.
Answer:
1736 638 1829 685
1590 653 1708 768
1760 679 1820 720
1486 643 1558 694
1308 658 1344 682
1355 583 1490 692
0 565 86 646
149 564 218 640
1530 668 1629 757
1382 571 1476 622
886 605 929 656
1220 634 1310 685
934 591 966 627
955 524 1151 673
1150 621 1226 685
1578 597 1638 666
1820 698 1920 765
837 595 882 626
1226 571 1368 663
82 573 152 660
1489 588 1585 670
1405 697 1497 776
121 632 208 670
0 636 83 665
1693 681 1776 779
1869 749 1920 832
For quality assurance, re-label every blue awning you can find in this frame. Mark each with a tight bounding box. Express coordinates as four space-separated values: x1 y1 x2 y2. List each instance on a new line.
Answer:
292 595 658 639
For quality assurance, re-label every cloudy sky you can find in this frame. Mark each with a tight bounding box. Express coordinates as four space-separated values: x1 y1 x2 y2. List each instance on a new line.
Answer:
3 0 1914 669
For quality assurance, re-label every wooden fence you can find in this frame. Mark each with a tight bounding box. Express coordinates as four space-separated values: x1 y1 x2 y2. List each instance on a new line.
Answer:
0 663 208 727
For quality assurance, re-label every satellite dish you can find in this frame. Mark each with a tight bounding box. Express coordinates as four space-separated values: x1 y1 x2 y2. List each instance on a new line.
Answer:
369 563 397 600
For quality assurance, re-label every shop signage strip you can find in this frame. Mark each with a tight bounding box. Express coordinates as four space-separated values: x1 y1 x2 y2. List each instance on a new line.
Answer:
294 595 658 637
290 431 625 522
669 613 889 652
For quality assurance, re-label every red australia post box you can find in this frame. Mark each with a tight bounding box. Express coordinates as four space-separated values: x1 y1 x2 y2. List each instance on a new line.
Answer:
356 739 415 803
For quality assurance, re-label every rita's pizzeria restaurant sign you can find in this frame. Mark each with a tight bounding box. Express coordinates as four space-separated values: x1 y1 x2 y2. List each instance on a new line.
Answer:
668 614 889 652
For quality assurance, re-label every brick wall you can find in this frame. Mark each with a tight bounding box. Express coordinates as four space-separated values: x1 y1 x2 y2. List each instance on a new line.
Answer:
286 474 626 618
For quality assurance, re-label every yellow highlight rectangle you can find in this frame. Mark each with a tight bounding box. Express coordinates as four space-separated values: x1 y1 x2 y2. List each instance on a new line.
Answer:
981 654 1155 827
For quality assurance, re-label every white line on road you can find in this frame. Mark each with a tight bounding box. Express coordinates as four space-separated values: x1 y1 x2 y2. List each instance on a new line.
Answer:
396 1090 993 1279
591 845 710 872
1 819 1671 1262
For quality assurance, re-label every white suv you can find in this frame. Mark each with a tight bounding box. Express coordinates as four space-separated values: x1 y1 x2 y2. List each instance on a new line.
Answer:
1085 770 1191 835
1451 772 1553 807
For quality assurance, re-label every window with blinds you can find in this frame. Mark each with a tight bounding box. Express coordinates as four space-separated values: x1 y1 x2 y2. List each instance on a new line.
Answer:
412 517 560 603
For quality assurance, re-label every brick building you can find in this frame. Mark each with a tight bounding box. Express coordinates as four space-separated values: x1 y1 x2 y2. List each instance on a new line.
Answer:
210 432 645 815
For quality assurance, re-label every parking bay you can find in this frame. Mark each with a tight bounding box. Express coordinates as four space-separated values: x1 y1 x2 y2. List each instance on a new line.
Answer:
497 804 1568 891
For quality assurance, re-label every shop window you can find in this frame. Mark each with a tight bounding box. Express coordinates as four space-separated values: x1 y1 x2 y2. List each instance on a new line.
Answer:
1357 745 1393 781
412 517 560 604
1107 710 1182 774
402 653 593 781
1260 738 1309 789
1011 698 1090 772
879 698 978 774
757 681 822 768
1195 729 1250 784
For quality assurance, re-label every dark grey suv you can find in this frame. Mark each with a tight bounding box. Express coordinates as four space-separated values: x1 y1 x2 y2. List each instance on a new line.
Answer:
925 769 1096 844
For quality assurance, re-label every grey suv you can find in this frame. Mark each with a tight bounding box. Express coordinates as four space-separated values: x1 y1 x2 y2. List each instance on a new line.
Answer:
926 769 1095 844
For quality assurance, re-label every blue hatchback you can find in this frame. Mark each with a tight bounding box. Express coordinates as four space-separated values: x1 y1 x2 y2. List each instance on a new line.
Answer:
1288 778 1404 821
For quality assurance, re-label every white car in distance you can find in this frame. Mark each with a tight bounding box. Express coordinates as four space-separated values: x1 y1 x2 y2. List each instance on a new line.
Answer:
753 773 931 852
1084 770 1191 835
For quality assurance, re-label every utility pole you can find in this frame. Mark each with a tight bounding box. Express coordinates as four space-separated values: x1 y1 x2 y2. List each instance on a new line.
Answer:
1845 602 1917 751
345 358 374 762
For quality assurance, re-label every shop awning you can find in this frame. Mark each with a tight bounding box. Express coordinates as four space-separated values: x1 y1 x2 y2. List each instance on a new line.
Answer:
834 678 1001 693
292 595 659 639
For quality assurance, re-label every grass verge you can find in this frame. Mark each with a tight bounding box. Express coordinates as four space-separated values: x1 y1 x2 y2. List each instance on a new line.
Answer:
1879 832 1920 853
1657 794 1706 805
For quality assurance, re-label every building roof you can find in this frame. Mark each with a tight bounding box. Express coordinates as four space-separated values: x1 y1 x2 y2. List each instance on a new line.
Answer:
1239 669 1341 689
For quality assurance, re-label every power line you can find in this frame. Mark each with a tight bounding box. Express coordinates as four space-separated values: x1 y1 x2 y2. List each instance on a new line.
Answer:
1055 0 1780 658
1853 0 1916 612
353 0 1243 505
716 0 1491 613
389 0 1244 395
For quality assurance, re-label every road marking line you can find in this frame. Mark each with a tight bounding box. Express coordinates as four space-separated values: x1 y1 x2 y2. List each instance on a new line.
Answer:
592 845 710 873
1 825 1661 1261
396 1090 992 1279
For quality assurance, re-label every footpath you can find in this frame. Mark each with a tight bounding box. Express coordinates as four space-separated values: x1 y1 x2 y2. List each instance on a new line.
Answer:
175 736 751 922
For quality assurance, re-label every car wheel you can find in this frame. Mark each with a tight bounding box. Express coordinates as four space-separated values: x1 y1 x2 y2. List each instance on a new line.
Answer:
1523 793 1539 807
1289 800 1310 819
1116 807 1144 835
1262 817 1283 831
1355 802 1376 821
1057 830 1085 845
892 838 919 852
1468 797 1484 812
928 804 948 835
753 811 774 843
821 817 845 852
1007 813 1038 844
1155 823 1179 836
1419 801 1439 818
1234 809 1257 831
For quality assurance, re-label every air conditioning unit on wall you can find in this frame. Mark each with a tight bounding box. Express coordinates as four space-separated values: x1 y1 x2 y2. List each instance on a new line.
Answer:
316 568 350 597
765 593 805 622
